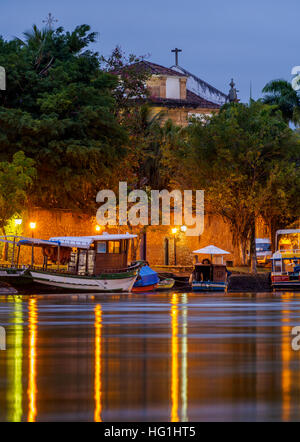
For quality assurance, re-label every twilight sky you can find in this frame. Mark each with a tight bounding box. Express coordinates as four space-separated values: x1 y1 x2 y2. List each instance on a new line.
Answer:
1 0 299 102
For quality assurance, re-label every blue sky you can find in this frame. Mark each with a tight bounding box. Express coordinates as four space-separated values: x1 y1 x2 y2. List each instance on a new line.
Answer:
1 0 299 102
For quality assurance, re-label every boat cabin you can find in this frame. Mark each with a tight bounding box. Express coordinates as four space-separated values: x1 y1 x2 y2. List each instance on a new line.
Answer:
15 233 137 276
192 263 227 283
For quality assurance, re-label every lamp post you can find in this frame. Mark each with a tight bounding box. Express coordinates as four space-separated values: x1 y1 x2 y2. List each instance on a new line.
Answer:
11 219 22 266
29 222 36 266
171 226 187 266
171 228 178 266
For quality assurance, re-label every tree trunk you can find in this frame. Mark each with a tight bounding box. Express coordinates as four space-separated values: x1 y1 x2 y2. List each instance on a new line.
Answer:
1 226 8 262
250 217 257 274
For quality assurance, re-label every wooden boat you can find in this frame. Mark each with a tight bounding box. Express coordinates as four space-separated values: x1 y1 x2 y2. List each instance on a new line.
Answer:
0 233 141 292
271 229 300 291
156 278 175 291
190 245 231 292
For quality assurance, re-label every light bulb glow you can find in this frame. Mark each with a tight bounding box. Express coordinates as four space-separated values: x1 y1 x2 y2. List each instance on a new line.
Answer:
29 222 36 230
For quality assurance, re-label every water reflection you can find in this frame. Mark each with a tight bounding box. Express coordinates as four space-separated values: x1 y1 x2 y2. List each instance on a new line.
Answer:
28 298 37 422
94 304 102 422
170 294 179 422
6 296 23 422
0 292 300 422
181 294 188 422
170 293 188 422
281 300 291 421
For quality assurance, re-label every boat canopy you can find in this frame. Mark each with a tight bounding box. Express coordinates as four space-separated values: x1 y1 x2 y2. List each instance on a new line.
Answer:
192 245 230 255
134 265 160 288
17 238 60 247
49 233 137 249
276 229 300 235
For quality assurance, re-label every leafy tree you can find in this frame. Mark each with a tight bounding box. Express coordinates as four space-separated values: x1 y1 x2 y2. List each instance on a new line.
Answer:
0 151 36 259
262 79 300 124
0 25 127 211
179 101 300 272
101 46 151 121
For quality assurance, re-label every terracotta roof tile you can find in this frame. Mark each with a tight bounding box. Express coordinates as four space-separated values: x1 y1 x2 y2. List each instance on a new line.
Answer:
149 89 221 109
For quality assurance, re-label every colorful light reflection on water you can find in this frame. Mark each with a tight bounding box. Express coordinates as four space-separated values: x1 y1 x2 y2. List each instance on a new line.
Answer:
0 292 300 422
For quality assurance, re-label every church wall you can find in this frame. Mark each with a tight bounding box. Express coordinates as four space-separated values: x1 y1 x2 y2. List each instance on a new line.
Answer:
149 106 218 127
4 208 244 266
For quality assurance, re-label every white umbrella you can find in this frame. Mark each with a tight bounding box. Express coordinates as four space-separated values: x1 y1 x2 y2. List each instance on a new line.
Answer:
193 245 230 255
192 245 230 264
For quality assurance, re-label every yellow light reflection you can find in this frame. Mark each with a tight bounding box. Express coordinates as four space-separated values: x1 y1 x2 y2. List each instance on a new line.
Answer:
281 301 292 421
94 304 102 422
6 296 23 422
28 298 37 422
181 294 188 422
171 293 179 422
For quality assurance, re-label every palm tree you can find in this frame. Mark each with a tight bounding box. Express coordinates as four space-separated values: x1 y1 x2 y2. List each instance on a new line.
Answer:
262 79 300 124
15 25 54 72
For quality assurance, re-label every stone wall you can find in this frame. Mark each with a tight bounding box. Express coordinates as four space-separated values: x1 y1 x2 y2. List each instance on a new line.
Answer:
3 208 244 266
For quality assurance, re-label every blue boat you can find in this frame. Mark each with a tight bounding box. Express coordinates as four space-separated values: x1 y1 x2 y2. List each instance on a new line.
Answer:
132 265 160 292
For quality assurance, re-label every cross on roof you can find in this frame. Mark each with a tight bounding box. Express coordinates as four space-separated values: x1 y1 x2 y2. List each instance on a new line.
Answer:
43 13 58 30
171 48 182 66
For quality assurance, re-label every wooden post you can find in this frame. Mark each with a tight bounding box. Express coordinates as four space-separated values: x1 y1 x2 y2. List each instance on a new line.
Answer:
57 245 60 271
11 237 16 267
16 246 20 267
31 243 34 267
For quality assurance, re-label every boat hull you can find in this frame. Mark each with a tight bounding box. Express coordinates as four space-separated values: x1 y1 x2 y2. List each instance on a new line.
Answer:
132 284 157 293
0 268 32 286
272 281 300 291
30 270 137 292
192 281 227 292
156 278 175 291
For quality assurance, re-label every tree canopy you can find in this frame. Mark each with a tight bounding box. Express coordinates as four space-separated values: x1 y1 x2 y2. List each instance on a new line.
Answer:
176 101 300 269
0 24 127 211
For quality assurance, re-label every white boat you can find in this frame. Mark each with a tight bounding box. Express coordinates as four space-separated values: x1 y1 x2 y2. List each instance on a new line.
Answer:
271 229 300 291
0 233 141 292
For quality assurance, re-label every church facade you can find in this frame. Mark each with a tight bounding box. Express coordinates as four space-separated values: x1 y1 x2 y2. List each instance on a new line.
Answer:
130 58 229 126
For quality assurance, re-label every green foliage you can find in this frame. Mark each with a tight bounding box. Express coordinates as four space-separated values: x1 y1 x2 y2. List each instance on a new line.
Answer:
262 79 300 124
0 151 36 229
0 25 127 210
179 101 300 266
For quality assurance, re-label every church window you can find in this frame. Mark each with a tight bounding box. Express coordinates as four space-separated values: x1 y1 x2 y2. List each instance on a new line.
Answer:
166 77 180 99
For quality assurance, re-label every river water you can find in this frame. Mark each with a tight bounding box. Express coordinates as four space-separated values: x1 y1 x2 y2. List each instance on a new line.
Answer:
0 291 300 422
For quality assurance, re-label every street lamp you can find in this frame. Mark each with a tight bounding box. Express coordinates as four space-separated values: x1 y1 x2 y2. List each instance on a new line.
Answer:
29 222 36 237
171 226 187 266
29 222 36 267
95 225 101 232
171 228 178 265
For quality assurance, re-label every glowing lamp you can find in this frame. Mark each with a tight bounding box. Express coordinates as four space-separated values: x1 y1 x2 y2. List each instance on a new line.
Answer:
181 225 187 232
171 228 178 234
29 222 36 230
15 219 22 226
95 225 101 232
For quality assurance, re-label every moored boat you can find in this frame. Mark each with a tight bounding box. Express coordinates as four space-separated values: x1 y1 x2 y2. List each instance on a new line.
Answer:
189 245 231 292
132 264 160 292
271 229 300 291
0 233 141 292
156 278 175 291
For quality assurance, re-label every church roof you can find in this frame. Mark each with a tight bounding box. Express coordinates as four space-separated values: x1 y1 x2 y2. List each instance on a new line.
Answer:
170 65 228 106
121 60 187 77
149 89 220 109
